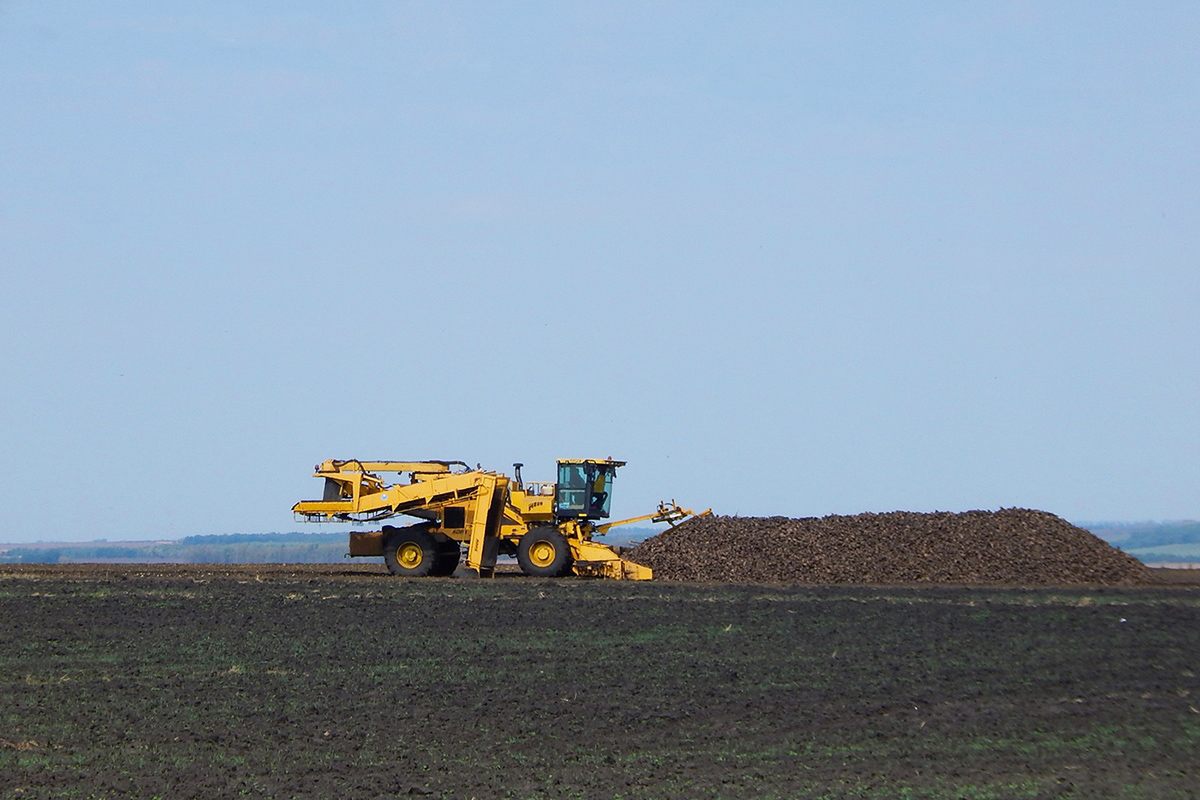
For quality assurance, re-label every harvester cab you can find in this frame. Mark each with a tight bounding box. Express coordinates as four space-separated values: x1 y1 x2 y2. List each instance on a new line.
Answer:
552 459 624 520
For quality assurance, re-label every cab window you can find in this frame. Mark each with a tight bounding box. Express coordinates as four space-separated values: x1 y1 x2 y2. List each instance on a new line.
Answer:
555 463 588 515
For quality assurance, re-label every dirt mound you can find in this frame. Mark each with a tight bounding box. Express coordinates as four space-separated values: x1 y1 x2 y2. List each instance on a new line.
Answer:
625 509 1153 586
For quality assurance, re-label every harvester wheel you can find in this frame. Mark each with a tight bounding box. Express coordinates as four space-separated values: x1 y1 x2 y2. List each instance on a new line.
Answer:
517 527 574 578
430 534 461 577
383 525 438 577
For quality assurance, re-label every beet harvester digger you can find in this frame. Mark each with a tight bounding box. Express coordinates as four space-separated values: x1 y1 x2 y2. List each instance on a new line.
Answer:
291 458 707 579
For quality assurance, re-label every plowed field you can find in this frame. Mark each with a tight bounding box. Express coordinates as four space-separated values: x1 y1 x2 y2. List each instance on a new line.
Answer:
2 565 1199 799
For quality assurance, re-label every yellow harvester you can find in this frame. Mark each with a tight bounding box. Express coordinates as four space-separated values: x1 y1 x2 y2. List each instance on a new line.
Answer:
291 458 704 579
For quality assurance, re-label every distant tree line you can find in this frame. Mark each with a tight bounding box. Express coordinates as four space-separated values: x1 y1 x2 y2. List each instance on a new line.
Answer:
179 532 344 545
0 533 354 564
5 523 1197 565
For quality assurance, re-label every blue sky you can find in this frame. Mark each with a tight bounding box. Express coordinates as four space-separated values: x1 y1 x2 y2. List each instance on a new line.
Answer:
1 3 1197 541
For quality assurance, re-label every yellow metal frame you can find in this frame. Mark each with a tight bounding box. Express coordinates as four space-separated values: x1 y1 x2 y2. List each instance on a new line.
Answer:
292 460 508 577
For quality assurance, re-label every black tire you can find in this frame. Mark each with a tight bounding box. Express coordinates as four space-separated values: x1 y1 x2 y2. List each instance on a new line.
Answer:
430 534 461 577
517 526 574 577
382 525 438 577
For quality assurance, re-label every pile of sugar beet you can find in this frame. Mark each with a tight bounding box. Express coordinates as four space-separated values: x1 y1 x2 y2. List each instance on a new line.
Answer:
624 509 1153 586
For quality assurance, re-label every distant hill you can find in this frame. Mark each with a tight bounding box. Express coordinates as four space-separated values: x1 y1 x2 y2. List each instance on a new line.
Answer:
1082 521 1200 564
599 526 660 547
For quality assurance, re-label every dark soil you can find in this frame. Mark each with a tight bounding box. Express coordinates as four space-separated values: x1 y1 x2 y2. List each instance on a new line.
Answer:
627 509 1154 586
1 565 1198 799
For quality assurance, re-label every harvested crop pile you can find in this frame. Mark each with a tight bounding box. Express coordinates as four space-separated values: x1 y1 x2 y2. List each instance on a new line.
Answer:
625 509 1153 586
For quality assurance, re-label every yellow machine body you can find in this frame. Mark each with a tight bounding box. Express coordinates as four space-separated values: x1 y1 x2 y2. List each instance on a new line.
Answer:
292 458 707 580
292 460 509 577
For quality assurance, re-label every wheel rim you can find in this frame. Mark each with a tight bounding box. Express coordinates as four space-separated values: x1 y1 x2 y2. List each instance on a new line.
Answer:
529 541 557 568
398 542 423 569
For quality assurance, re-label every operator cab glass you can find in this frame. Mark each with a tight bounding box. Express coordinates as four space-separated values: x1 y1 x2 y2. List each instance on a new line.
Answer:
553 461 616 519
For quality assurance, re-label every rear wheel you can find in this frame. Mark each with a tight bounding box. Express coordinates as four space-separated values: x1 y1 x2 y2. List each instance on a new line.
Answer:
383 525 438 577
517 526 574 577
430 534 461 577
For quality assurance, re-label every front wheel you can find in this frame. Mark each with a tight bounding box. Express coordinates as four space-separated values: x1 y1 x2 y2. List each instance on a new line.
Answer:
383 525 438 577
517 527 574 577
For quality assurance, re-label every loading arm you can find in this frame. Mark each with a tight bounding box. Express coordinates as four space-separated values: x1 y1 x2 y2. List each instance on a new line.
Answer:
594 500 711 535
